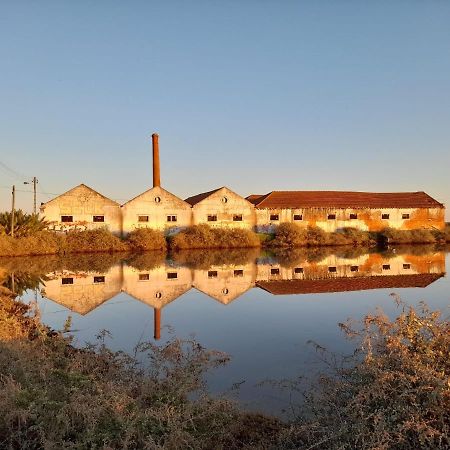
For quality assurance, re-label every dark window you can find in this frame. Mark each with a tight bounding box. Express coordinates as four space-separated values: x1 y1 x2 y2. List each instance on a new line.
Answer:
139 273 150 281
222 288 229 294
221 197 228 203
270 214 279 221
207 215 217 222
61 277 73 285
402 214 410 219
328 266 337 273
94 276 105 284
403 264 411 270
154 197 161 203
383 264 391 270
138 215 149 222
270 268 280 275
155 292 162 299
234 270 244 277
382 214 390 220
93 215 104 222
167 215 177 222
61 215 73 223
327 214 336 220
167 272 178 279
208 270 218 278
350 213 358 220
233 214 243 221
294 267 303 274
293 214 302 221
350 266 359 272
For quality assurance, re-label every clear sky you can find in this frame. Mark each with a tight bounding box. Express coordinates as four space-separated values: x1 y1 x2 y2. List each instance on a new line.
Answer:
1 1 449 218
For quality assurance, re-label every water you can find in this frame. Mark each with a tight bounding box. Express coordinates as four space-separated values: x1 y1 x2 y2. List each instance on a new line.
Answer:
2 245 449 415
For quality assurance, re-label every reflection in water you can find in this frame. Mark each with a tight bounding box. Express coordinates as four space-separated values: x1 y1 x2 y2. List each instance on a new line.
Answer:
0 247 446 340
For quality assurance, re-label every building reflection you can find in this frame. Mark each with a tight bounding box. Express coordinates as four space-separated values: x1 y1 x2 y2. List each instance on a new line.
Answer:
1 248 445 340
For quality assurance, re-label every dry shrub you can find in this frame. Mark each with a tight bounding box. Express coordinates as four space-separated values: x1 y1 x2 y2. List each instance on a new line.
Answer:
64 228 129 253
172 248 260 269
0 232 62 257
380 228 439 245
170 225 260 250
126 228 167 251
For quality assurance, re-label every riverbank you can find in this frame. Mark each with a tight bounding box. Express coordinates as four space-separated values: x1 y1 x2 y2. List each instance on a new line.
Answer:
1 223 449 257
0 290 448 449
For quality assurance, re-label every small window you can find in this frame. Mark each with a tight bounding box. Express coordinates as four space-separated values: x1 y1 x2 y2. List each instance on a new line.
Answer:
155 292 162 299
208 270 218 278
270 214 279 221
61 215 73 223
350 266 359 272
350 213 358 220
234 270 244 277
233 214 243 222
167 215 177 222
138 215 149 222
382 264 391 270
294 267 303 274
402 214 410 220
61 277 73 285
222 288 229 294
207 215 217 222
403 264 411 270
93 215 105 222
382 214 390 220
94 276 105 284
293 214 302 221
221 197 228 203
327 214 336 220
328 267 337 273
167 272 178 279
154 197 161 203
270 268 280 275
139 273 150 281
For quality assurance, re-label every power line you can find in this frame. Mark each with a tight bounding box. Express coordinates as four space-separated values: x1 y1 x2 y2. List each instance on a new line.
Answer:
0 160 30 180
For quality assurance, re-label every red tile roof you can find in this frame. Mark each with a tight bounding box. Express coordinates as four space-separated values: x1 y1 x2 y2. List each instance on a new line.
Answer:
256 273 444 295
246 191 444 209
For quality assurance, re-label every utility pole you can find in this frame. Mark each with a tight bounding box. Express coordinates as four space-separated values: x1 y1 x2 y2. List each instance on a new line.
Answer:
24 177 38 214
11 185 15 238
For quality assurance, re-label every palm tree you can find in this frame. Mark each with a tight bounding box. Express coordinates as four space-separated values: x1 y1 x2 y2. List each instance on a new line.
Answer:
0 210 49 237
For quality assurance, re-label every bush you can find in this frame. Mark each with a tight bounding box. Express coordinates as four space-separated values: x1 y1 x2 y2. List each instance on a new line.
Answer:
170 225 260 250
380 228 438 245
0 232 62 257
64 228 128 253
126 228 167 251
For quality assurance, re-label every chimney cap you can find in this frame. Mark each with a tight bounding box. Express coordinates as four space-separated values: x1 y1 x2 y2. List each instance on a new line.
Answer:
152 132 159 137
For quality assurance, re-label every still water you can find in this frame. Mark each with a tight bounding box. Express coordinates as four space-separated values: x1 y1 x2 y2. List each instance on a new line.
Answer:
2 245 449 415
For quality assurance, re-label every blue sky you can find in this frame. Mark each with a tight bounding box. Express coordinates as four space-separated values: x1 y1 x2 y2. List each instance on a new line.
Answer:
1 1 449 218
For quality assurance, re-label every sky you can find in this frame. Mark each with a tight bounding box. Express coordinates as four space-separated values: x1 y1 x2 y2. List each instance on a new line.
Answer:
1 1 449 218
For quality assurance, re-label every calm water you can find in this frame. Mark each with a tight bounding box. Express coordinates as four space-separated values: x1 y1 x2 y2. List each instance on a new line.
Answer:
2 245 449 415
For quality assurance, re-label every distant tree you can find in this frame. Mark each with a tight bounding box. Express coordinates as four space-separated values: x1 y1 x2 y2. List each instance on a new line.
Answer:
0 210 48 237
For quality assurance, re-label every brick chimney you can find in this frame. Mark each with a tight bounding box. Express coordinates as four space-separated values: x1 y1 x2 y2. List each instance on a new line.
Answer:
152 133 161 187
154 308 161 340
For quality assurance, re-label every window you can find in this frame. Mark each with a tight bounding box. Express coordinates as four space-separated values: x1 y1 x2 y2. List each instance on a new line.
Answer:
221 197 228 203
167 215 177 222
61 215 73 223
208 270 218 278
270 214 279 221
139 273 150 281
382 264 391 270
293 214 302 221
94 276 105 283
233 214 243 221
61 277 73 285
222 288 229 294
234 270 244 277
403 264 411 270
294 267 303 274
328 267 337 273
382 214 390 220
402 214 410 219
93 215 104 222
350 266 359 272
270 268 280 275
155 292 162 299
138 215 149 222
350 213 358 220
167 272 178 279
207 215 217 222
154 196 161 203
327 214 336 220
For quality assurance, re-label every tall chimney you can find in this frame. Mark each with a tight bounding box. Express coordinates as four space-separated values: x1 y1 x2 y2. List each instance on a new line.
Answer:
154 308 161 340
152 133 161 187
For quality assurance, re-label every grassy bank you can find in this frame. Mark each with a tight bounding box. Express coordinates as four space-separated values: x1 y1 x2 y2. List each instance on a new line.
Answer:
1 290 448 449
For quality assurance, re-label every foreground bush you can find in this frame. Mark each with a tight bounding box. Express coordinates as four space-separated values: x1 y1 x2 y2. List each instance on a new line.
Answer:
0 231 62 256
379 227 439 245
126 228 167 251
170 225 260 250
64 228 129 253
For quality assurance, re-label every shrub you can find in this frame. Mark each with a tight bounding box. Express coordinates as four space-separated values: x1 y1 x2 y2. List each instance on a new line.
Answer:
126 228 166 251
0 232 62 257
64 228 128 253
380 228 437 245
0 210 48 237
170 225 260 250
